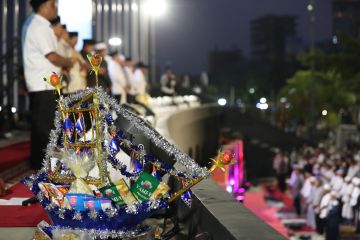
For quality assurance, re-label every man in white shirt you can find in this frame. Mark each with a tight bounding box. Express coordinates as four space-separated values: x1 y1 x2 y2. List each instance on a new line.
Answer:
66 32 87 93
57 25 74 92
330 169 344 192
319 184 331 235
107 51 127 103
23 0 74 169
347 160 359 179
130 62 148 96
313 179 325 234
341 176 354 222
123 57 135 103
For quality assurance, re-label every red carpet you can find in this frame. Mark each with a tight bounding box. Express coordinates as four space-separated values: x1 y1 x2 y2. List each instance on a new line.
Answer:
265 186 294 212
244 191 289 239
0 183 50 227
0 141 30 173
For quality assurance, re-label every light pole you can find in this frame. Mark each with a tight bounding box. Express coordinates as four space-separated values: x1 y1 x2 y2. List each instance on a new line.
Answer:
308 0 316 137
144 0 167 85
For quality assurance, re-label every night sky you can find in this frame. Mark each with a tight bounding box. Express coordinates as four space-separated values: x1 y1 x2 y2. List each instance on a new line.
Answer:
156 0 333 75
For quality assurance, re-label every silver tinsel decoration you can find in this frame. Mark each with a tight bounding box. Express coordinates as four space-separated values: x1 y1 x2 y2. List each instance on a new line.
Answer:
36 192 44 202
24 178 34 190
57 208 66 219
88 210 98 220
95 88 209 178
104 208 118 218
149 199 160 210
46 225 151 240
126 203 138 214
45 203 56 211
72 211 83 221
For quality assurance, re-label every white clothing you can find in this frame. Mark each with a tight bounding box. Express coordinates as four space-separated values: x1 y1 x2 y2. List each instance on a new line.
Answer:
306 186 316 228
313 187 324 214
319 193 331 219
350 187 360 206
129 69 147 95
342 183 354 219
347 165 359 179
124 67 134 89
67 50 87 93
104 55 112 63
160 73 176 95
317 153 325 163
321 168 334 183
108 59 127 99
330 175 344 192
23 14 60 92
301 178 313 199
57 38 72 58
341 183 353 202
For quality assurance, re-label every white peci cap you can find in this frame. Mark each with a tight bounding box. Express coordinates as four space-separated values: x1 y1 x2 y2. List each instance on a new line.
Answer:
95 42 107 50
323 184 331 191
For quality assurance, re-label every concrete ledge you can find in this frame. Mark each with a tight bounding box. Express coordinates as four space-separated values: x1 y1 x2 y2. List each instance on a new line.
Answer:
157 105 287 240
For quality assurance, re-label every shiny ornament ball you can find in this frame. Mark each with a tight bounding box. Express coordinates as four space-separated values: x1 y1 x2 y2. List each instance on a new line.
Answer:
50 72 60 86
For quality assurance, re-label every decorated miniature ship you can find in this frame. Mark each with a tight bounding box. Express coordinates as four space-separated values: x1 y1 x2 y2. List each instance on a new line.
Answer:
23 54 234 239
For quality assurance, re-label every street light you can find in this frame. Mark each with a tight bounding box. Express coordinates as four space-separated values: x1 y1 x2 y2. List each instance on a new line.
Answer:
218 98 227 106
308 0 316 137
143 0 168 84
109 37 122 46
144 0 167 17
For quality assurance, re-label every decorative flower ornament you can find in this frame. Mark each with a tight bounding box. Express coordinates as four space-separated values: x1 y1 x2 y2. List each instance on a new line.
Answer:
210 149 236 172
87 53 102 76
44 72 62 96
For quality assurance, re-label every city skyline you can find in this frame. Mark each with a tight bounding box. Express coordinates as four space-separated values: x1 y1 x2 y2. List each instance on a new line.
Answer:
156 0 333 74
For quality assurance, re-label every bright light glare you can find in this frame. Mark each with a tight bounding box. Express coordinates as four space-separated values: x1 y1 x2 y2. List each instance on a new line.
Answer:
218 98 227 106
0 106 2 112
109 37 122 46
104 3 109 12
226 185 233 193
131 3 138 12
332 35 338 45
249 88 255 94
260 97 267 104
322 110 328 116
11 107 17 113
307 4 313 11
229 179 235 185
58 0 92 50
236 195 244 201
256 103 268 110
117 3 122 12
144 0 167 17
280 97 287 103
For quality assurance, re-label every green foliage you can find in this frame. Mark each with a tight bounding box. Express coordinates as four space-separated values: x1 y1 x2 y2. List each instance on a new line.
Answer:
279 70 356 123
279 23 360 127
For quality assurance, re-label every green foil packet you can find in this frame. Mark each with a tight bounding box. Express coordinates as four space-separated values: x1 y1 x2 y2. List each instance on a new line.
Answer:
99 184 126 206
131 172 160 202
